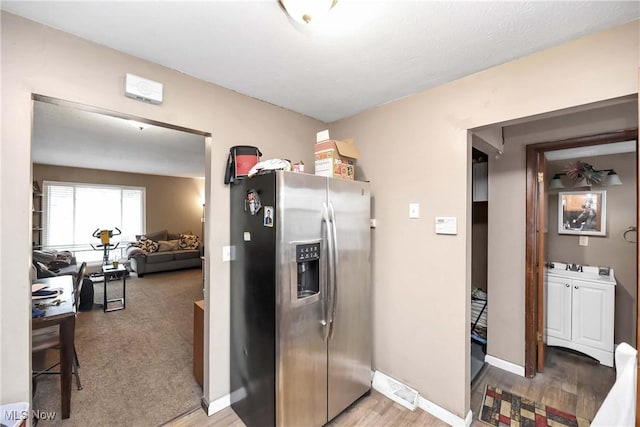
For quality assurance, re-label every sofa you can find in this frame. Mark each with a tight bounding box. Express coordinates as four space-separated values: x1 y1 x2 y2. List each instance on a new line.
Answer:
126 230 202 277
32 249 79 279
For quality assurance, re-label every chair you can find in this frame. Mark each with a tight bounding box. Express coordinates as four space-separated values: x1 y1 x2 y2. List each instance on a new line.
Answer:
32 262 87 391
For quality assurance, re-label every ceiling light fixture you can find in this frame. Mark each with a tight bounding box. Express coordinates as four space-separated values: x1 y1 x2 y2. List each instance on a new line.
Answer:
547 161 623 190
279 0 338 25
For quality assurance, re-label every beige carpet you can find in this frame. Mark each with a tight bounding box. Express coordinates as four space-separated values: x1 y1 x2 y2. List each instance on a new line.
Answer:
32 268 204 426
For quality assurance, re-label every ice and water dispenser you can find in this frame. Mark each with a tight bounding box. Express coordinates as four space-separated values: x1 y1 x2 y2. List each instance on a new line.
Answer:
295 243 320 299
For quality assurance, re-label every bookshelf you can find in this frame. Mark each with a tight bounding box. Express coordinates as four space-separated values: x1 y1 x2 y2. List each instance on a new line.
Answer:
33 181 43 248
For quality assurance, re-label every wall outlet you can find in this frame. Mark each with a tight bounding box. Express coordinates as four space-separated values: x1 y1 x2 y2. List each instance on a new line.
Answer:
222 246 232 261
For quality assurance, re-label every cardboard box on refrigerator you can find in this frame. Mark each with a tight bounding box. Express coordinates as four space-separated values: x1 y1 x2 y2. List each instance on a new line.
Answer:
314 138 359 180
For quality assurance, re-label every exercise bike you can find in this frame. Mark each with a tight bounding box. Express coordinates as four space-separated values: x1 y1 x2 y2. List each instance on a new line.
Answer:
90 227 121 266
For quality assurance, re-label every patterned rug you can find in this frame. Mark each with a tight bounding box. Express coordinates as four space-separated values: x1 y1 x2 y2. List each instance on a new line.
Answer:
479 385 579 427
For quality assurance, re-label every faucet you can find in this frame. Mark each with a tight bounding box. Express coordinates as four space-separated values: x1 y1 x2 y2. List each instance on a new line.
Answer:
567 263 583 272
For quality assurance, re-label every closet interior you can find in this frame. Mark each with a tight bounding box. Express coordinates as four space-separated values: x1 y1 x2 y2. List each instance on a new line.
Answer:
471 148 488 383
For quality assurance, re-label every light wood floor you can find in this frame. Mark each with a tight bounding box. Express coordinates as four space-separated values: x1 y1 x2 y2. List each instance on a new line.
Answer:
165 346 615 427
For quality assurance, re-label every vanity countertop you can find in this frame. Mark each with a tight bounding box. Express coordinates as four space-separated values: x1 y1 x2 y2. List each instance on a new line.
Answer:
546 262 616 285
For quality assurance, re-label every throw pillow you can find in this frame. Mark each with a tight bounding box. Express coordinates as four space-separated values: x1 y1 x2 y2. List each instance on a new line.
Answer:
129 237 159 254
141 238 159 253
157 240 179 252
178 234 200 250
135 229 168 242
168 231 192 240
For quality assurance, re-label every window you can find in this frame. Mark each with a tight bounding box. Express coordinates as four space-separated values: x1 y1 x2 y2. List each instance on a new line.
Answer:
43 181 145 262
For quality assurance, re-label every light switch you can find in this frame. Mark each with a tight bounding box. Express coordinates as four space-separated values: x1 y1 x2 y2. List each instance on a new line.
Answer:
409 203 420 219
579 236 589 246
222 246 232 261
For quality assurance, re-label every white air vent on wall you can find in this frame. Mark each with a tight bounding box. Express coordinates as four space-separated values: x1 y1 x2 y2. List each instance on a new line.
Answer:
372 371 419 411
125 73 163 105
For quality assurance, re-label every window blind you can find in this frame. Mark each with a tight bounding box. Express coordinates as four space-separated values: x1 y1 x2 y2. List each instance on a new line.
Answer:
43 181 145 261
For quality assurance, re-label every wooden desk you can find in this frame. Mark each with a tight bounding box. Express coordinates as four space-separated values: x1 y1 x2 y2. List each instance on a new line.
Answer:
32 275 75 419
193 300 204 387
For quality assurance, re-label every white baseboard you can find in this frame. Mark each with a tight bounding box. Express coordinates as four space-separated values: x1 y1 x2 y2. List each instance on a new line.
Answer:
484 354 525 377
372 370 471 426
417 397 472 427
204 375 475 426
201 393 230 416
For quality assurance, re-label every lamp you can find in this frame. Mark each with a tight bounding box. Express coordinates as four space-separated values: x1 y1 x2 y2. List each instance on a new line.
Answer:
279 0 338 25
548 174 565 190
604 170 622 186
548 161 623 190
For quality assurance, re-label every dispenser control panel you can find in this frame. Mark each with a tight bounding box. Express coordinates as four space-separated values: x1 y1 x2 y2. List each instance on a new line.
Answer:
295 242 320 300
296 243 320 262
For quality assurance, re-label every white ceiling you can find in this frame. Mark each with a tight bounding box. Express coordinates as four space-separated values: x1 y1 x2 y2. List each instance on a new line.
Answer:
4 1 638 122
5 1 639 177
545 140 637 161
32 101 206 178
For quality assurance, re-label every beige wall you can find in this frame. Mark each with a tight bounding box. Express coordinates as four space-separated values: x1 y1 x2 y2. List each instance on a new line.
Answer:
1 12 323 409
546 153 637 346
329 22 638 418
33 164 206 240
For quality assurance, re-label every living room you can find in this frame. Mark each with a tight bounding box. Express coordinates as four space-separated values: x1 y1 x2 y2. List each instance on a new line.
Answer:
30 99 209 426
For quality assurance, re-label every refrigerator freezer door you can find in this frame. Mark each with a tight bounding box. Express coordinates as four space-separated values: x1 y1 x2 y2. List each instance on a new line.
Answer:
327 178 372 421
276 172 329 427
230 173 279 427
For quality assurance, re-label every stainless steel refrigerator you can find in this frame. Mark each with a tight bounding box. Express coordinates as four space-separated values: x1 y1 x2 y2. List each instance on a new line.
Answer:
230 171 371 427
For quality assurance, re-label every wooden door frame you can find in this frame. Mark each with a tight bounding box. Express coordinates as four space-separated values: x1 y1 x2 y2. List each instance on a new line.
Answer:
525 128 638 377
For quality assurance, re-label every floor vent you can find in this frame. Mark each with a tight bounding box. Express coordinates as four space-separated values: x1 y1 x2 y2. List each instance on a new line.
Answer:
372 371 419 411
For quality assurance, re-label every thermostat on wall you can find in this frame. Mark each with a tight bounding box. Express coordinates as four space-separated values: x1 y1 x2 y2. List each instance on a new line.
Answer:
125 73 163 105
435 217 457 235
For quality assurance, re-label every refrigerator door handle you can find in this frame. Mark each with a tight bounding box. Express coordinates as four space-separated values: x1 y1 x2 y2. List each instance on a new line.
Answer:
328 201 338 341
321 203 332 342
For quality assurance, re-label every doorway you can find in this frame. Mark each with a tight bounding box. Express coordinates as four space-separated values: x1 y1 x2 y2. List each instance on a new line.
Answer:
471 147 489 384
29 95 211 425
524 128 639 377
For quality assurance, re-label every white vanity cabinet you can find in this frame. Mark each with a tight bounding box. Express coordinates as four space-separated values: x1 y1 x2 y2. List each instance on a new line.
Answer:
545 264 615 367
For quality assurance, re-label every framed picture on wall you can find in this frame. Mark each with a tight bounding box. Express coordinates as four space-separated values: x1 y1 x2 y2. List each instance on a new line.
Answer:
558 190 606 236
